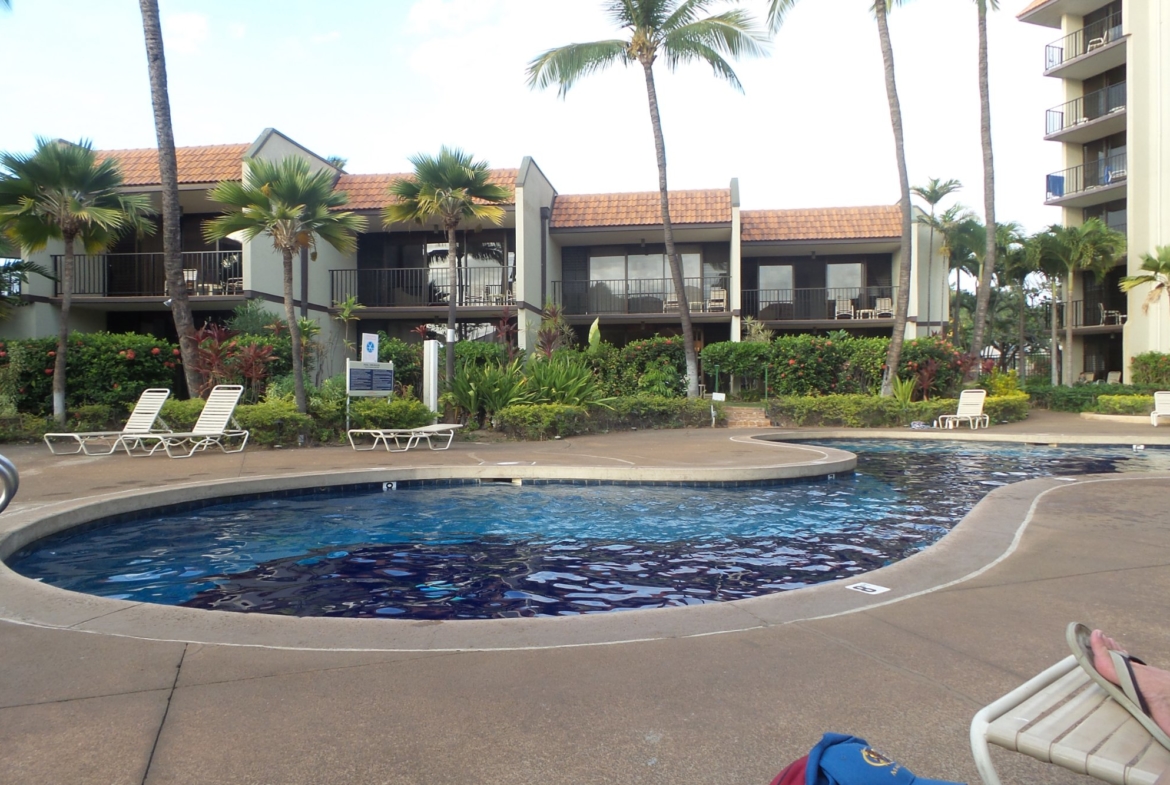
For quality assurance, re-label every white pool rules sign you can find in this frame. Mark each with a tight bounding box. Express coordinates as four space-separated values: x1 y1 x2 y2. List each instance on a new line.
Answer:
361 333 379 363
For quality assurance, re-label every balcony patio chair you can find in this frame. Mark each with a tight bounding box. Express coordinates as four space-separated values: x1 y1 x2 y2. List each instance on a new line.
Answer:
1086 35 1107 51
1151 392 1170 427
1100 303 1125 325
43 388 172 456
130 384 249 458
874 297 894 318
834 301 855 319
705 288 727 312
934 388 989 429
348 422 463 452
663 292 679 312
1106 371 1122 384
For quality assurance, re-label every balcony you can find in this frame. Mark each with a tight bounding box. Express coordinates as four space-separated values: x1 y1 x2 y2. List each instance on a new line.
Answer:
1045 82 1126 143
330 267 516 309
1045 152 1127 208
1044 12 1125 79
51 251 243 297
552 277 728 316
1053 298 1127 330
742 287 896 323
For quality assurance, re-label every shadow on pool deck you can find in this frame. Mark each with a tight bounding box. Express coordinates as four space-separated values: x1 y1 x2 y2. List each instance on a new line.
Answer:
0 412 1168 784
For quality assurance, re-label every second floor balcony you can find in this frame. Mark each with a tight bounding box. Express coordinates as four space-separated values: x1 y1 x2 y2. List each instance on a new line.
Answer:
1045 11 1125 79
331 266 516 309
1045 151 1127 208
1053 297 1127 330
1045 82 1126 143
52 251 243 297
743 286 896 322
552 277 728 316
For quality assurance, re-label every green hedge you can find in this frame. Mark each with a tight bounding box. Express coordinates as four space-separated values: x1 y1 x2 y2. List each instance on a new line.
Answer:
494 395 723 440
1093 395 1155 415
1130 352 1170 386
766 392 1030 428
1024 381 1164 412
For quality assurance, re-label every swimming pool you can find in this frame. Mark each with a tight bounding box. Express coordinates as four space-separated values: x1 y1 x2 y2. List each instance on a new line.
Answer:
10 441 1169 620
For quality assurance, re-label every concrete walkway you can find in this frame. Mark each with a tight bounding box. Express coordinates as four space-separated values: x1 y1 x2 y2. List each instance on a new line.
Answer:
1 412 1168 784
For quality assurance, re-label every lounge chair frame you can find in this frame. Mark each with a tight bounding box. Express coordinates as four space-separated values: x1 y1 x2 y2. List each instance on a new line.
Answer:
1151 391 1170 427
935 389 989 430
44 388 172 455
971 655 1170 785
348 423 462 452
130 385 249 458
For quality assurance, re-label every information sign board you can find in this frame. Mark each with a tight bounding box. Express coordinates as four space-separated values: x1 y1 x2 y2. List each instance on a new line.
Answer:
346 359 395 397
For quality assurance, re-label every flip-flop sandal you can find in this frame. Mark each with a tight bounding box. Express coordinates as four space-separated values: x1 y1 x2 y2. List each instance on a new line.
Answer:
1067 622 1170 751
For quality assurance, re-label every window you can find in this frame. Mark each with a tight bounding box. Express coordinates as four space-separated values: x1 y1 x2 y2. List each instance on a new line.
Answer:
759 265 794 302
589 255 625 282
827 262 863 300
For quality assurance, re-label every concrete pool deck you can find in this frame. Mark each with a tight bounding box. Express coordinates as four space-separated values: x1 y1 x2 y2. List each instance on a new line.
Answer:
1 410 1169 784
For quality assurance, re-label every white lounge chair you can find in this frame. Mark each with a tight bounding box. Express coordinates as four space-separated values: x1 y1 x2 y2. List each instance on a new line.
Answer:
935 389 989 429
971 655 1170 785
1106 371 1122 384
874 297 894 318
131 385 249 458
44 388 172 455
348 423 463 452
1151 391 1170 427
834 301 855 319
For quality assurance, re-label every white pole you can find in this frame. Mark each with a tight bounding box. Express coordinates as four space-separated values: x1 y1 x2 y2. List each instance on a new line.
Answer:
423 339 440 413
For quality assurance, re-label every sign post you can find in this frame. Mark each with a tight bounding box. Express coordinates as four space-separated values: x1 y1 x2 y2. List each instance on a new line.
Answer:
423 339 439 413
345 359 395 430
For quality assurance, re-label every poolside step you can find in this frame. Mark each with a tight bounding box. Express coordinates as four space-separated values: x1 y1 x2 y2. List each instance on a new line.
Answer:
723 406 773 428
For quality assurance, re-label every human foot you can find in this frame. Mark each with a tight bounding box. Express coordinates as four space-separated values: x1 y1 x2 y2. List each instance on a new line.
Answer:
1089 628 1170 744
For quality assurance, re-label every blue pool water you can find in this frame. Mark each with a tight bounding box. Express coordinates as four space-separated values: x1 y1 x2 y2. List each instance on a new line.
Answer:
9 441 1170 619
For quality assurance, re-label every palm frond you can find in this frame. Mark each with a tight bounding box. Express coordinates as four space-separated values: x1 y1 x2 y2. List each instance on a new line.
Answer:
382 147 511 230
526 40 628 97
764 0 799 33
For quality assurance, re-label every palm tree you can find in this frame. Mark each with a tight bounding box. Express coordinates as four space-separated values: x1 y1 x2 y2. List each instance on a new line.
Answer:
383 147 512 384
946 215 984 343
204 157 366 413
529 0 769 398
139 0 201 400
0 138 153 423
1119 246 1170 316
1033 219 1125 385
0 257 52 321
911 177 962 332
968 0 1000 374
997 228 1037 378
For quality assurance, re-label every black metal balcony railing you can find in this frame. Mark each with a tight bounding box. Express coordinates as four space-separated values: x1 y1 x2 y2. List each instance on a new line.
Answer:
552 277 728 315
1046 82 1126 135
331 267 515 308
1045 151 1127 201
1045 11 1123 70
51 251 242 297
1053 298 1127 329
741 287 896 321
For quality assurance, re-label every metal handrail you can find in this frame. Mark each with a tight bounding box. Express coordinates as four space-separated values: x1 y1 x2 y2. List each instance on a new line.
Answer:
51 250 243 297
1045 151 1127 202
1045 11 1123 70
1045 82 1126 135
0 454 19 514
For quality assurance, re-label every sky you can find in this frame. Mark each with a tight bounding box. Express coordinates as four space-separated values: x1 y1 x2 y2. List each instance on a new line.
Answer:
0 0 1064 234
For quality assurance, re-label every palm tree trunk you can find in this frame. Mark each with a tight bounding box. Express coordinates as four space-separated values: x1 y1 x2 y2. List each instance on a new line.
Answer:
1064 274 1075 386
139 0 201 400
446 225 458 384
53 233 75 424
969 1 997 374
925 217 936 331
1017 289 1027 379
1050 278 1059 385
283 248 307 413
875 3 914 397
641 60 699 398
952 266 961 341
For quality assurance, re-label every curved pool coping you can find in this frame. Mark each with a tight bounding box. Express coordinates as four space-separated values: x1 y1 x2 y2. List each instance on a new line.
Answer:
0 438 1160 652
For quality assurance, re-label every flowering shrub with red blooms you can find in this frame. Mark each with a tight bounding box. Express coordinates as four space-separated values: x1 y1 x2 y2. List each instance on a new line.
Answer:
588 336 687 397
0 333 179 414
899 336 967 399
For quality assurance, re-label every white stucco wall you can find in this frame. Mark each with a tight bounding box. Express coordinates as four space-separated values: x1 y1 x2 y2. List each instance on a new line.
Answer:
513 157 557 351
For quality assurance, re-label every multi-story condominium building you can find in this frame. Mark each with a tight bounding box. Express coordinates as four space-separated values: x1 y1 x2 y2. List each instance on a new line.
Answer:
2 128 946 383
1020 0 1169 380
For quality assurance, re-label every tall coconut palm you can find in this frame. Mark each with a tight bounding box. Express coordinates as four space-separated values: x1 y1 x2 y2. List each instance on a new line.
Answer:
204 157 366 413
997 228 1037 378
139 0 201 399
529 0 769 398
383 147 512 384
916 203 973 340
0 138 153 423
911 177 962 331
1119 246 1170 316
946 215 984 343
1033 219 1125 385
967 0 1000 375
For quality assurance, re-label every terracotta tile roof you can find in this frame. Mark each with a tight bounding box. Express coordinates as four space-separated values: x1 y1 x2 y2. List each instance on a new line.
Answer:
337 169 518 211
740 205 902 242
550 189 731 229
97 143 248 187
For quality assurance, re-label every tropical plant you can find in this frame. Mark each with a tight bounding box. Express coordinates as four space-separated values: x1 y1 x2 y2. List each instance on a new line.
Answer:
526 353 610 407
382 147 511 384
530 0 769 398
0 138 153 423
534 301 577 359
968 0 1000 373
204 156 366 413
945 214 985 342
0 257 52 320
911 177 961 333
891 374 916 407
997 229 1037 378
1032 219 1126 385
740 315 774 343
1119 246 1170 316
332 295 365 358
138 0 201 399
